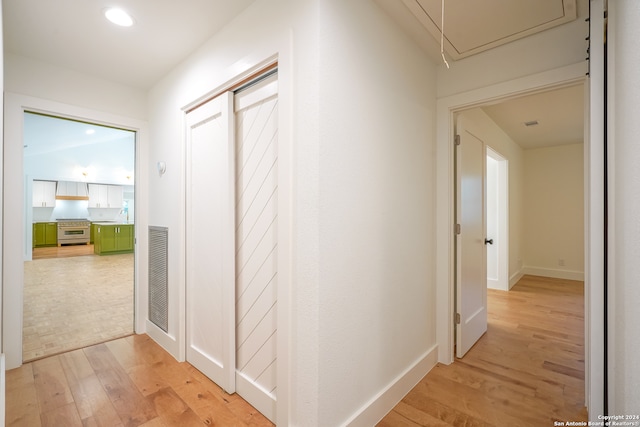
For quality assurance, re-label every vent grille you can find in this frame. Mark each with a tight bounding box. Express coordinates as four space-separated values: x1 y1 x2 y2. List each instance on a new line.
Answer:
149 226 169 332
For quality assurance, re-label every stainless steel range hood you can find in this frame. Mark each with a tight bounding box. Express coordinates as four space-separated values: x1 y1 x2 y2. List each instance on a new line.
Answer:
55 181 89 201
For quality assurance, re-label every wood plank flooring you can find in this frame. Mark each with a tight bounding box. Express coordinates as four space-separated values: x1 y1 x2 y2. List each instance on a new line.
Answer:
378 275 588 426
6 334 275 427
13 272 586 426
24 247 134 361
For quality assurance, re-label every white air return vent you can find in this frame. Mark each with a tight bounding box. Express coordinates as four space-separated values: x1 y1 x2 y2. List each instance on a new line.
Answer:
402 0 577 60
149 226 169 332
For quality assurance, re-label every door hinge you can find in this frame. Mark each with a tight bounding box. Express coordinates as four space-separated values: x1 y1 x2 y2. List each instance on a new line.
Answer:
455 134 461 145
455 224 461 235
456 313 461 324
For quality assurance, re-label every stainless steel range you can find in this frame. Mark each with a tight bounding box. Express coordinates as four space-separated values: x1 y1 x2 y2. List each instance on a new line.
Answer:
57 219 91 246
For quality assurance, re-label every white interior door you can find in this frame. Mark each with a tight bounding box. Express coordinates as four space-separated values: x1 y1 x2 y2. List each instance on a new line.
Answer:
185 92 236 392
234 73 279 422
455 118 488 358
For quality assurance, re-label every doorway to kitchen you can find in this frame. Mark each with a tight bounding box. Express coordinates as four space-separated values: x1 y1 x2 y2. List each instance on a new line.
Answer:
23 112 136 362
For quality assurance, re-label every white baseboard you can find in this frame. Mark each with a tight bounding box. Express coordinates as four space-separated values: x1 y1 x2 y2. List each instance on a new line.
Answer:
522 266 584 281
509 269 524 289
1 353 5 427
146 320 183 361
342 344 438 427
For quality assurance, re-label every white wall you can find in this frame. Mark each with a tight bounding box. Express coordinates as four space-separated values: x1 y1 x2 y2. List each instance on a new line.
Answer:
147 0 438 424
436 0 589 98
523 143 584 280
608 0 640 413
316 1 437 425
4 53 147 121
456 108 524 285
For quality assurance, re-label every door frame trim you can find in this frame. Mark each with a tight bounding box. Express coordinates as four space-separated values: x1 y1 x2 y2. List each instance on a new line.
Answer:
435 61 599 405
2 92 148 370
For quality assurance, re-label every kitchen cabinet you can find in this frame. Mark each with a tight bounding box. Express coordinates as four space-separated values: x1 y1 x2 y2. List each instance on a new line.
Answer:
33 222 58 247
94 224 134 255
88 184 123 208
32 180 57 207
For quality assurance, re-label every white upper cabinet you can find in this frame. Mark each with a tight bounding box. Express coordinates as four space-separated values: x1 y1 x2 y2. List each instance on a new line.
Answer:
32 180 57 207
107 185 123 208
88 184 123 208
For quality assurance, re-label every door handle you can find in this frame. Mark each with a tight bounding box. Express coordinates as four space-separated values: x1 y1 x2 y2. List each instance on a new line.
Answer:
484 238 493 245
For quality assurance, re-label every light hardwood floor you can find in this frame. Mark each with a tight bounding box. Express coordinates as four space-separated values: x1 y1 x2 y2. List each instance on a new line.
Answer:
6 334 274 427
378 275 588 426
24 246 134 361
14 271 586 426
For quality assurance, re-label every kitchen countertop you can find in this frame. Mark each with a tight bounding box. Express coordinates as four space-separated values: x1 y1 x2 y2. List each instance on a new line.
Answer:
91 221 134 225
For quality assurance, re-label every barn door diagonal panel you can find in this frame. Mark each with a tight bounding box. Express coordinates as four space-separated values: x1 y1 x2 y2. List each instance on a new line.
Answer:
234 74 279 422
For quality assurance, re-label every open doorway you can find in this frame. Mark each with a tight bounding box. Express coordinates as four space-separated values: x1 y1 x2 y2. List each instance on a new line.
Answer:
454 82 585 347
22 112 136 361
448 81 588 418
486 147 509 291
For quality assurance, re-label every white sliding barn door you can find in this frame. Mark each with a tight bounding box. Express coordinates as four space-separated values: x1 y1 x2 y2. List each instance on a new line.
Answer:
234 74 279 421
185 92 236 392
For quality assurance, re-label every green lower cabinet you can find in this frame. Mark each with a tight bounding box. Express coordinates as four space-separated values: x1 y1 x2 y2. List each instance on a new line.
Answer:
33 222 58 247
94 224 134 255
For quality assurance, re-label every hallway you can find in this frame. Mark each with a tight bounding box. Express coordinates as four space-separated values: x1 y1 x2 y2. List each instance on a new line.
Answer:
379 275 587 426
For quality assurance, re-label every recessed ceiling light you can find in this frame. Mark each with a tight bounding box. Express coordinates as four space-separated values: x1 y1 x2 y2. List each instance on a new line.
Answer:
86 129 95 135
104 8 135 27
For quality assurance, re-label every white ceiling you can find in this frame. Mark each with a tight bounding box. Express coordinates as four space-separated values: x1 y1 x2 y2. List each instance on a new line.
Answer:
3 0 256 90
23 113 136 185
23 113 134 157
5 0 584 150
481 85 584 149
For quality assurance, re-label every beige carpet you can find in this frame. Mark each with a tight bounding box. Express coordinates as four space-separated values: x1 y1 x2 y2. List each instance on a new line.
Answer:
23 253 134 361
